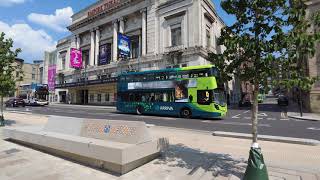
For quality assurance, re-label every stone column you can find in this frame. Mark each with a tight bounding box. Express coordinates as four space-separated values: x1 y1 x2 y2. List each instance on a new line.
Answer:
95 27 100 66
90 29 95 66
112 20 118 62
76 35 80 49
141 9 147 56
119 17 125 33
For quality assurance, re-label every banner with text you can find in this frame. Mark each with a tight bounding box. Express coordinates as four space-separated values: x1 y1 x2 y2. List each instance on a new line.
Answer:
70 48 83 68
48 65 56 91
118 33 131 59
99 44 111 65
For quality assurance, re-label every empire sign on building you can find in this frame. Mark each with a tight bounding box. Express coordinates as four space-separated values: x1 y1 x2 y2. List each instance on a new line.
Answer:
53 0 227 105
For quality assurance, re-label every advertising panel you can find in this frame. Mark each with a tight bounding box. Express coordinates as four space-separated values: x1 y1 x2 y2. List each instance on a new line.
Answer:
70 48 83 68
48 65 56 91
118 33 131 59
99 44 111 65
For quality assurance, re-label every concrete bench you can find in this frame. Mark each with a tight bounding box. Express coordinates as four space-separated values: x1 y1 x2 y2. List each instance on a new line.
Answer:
2 116 164 174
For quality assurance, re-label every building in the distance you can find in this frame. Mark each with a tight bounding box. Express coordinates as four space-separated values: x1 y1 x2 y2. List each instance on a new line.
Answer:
17 60 49 101
44 50 61 103
13 58 24 97
55 0 228 105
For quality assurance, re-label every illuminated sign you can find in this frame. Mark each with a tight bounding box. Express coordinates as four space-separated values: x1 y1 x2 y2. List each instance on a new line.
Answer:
87 0 121 17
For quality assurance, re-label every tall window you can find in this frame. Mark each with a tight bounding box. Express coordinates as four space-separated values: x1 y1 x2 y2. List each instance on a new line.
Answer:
105 93 110 102
32 74 35 80
82 50 90 67
171 26 182 46
97 94 101 102
90 94 94 102
206 29 211 48
130 36 140 59
62 56 66 70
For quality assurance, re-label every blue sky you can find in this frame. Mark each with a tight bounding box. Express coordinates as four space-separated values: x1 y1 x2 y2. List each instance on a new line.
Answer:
0 0 235 63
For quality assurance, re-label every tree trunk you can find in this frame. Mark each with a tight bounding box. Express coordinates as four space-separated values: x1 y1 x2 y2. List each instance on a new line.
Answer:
251 86 259 143
0 96 3 118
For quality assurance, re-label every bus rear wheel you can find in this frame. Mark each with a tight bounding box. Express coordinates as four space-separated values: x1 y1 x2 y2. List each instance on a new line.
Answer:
180 108 192 118
136 106 143 115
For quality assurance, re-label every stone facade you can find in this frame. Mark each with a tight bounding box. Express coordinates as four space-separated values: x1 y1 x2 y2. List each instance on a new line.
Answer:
303 0 320 113
55 0 227 105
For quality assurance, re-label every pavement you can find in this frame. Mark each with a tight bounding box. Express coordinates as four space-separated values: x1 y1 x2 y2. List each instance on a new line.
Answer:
0 112 320 180
287 112 320 121
282 100 320 121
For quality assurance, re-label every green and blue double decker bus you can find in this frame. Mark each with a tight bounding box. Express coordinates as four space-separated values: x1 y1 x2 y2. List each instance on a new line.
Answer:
116 65 227 119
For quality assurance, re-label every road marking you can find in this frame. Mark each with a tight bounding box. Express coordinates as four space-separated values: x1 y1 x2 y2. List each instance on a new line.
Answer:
307 127 320 131
258 113 267 117
291 119 305 122
280 118 289 121
107 114 123 117
232 114 241 119
266 118 276 120
244 117 251 119
243 110 250 114
202 121 271 127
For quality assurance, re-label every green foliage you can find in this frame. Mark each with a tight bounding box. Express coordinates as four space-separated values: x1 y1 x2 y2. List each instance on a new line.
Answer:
0 32 21 97
208 0 320 92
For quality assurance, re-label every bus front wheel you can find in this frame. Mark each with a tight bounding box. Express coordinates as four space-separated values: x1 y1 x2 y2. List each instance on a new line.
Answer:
136 106 144 115
180 108 192 118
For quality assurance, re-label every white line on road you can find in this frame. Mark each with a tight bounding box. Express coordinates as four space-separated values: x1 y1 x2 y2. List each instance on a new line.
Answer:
232 114 241 119
202 121 271 127
307 127 320 131
291 119 305 122
106 114 123 117
258 113 268 117
280 118 289 121
244 117 251 119
243 110 250 114
266 118 276 120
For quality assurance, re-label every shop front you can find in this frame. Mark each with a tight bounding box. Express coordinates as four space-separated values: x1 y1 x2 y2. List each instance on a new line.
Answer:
56 77 117 105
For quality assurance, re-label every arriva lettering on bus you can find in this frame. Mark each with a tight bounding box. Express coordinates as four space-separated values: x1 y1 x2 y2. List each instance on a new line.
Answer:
160 106 174 111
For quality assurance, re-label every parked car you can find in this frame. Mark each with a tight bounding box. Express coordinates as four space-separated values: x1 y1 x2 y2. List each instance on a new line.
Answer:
28 98 48 106
238 99 252 107
277 95 289 106
5 98 26 107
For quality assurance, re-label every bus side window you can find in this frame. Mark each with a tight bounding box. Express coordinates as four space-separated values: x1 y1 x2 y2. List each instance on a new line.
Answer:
129 93 135 102
169 72 177 79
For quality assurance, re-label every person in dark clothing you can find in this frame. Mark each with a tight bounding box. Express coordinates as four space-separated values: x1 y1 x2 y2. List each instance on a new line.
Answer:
189 95 193 102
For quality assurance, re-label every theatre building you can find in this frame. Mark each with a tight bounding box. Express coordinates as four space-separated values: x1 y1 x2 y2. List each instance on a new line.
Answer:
55 0 226 105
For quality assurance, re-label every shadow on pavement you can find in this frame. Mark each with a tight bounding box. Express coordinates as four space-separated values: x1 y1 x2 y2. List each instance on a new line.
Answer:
154 143 246 179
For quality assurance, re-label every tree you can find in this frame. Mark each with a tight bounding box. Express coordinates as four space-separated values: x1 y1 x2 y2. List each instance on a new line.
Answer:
0 32 21 126
209 0 320 179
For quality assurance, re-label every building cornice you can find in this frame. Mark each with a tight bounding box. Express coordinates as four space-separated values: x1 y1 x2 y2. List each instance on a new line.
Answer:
68 0 133 32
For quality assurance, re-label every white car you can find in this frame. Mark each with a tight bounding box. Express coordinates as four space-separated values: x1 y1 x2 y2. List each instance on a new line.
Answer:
28 98 48 106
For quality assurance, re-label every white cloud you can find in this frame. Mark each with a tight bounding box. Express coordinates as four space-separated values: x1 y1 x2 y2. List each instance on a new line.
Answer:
0 21 57 62
28 7 73 32
0 0 26 7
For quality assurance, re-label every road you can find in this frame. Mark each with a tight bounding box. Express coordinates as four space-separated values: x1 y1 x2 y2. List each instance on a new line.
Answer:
4 97 320 140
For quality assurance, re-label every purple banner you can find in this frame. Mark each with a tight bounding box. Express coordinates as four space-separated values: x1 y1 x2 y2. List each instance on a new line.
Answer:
48 65 56 91
70 48 83 68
